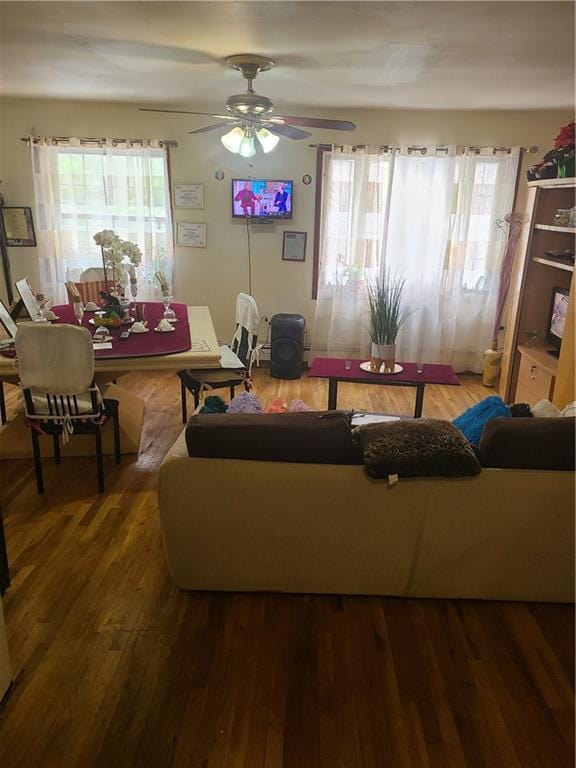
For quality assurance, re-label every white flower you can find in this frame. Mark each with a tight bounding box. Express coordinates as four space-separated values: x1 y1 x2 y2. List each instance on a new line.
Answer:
94 229 121 249
121 240 142 266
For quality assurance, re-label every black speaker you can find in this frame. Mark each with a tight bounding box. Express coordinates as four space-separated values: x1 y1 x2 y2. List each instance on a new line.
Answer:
270 313 306 379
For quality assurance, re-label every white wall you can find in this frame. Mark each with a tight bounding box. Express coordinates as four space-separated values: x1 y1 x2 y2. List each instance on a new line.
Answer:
0 97 572 339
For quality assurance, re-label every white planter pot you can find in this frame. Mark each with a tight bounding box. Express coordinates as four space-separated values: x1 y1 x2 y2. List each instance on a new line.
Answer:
370 342 396 373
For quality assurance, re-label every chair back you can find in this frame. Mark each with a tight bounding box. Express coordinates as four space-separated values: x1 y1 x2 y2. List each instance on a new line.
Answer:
80 268 106 281
231 293 260 372
16 323 95 395
66 280 109 305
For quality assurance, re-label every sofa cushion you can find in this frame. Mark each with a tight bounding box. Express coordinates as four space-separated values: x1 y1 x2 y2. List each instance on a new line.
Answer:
356 419 481 479
479 417 575 471
452 395 511 445
185 410 361 464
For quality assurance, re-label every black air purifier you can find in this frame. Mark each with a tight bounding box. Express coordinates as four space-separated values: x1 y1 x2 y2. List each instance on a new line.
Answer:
270 313 306 379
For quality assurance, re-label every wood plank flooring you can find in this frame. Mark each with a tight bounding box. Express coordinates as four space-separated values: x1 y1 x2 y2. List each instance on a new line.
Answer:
0 370 573 768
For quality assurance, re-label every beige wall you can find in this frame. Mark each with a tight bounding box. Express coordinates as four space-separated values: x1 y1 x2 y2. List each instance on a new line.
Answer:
0 97 571 339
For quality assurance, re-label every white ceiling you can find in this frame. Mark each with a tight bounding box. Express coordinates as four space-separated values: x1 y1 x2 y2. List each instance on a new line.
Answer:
0 1 574 111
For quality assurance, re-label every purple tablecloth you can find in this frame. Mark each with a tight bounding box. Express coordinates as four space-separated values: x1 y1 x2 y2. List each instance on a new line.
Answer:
308 357 460 386
53 302 191 359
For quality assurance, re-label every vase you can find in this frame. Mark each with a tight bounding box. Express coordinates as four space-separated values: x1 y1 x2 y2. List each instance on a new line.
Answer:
370 342 396 373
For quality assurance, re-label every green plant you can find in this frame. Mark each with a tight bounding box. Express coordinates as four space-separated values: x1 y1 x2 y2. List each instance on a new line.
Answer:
367 269 413 346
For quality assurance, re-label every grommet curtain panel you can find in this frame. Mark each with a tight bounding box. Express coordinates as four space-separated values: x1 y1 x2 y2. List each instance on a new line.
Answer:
313 145 519 373
31 137 174 303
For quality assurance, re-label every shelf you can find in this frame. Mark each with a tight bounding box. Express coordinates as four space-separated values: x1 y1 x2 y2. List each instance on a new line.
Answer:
517 345 558 378
532 256 574 272
534 224 576 234
528 178 576 189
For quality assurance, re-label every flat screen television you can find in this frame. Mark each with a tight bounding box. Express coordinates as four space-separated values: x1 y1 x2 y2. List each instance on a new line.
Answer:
546 285 570 356
232 179 293 220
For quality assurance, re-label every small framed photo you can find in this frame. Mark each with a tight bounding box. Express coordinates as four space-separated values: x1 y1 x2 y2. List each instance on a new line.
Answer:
1 206 37 247
173 183 204 209
282 231 307 262
176 222 206 248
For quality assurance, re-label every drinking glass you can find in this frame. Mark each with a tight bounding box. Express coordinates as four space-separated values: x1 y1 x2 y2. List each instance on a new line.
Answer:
416 361 424 374
93 325 109 342
345 359 352 370
162 293 176 323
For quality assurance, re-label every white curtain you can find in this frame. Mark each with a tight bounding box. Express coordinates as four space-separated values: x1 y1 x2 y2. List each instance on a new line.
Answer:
313 145 519 372
313 146 393 355
31 138 174 304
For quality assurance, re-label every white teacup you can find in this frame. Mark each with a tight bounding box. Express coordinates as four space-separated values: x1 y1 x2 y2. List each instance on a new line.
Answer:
156 318 172 332
84 301 99 311
131 321 147 334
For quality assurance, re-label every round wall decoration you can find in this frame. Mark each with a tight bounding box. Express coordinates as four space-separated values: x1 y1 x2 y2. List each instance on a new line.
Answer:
214 170 225 181
302 174 312 186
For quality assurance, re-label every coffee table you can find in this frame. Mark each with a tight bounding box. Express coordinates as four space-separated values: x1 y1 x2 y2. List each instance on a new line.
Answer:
308 357 460 417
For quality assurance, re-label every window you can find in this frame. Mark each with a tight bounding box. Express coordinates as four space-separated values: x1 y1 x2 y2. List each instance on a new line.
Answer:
319 151 392 290
32 140 174 302
314 149 516 298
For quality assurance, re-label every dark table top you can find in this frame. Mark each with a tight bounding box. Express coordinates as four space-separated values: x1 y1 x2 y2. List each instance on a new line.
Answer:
308 357 460 386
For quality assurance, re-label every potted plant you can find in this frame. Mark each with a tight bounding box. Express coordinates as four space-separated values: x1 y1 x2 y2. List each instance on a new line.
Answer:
93 229 142 296
367 270 412 373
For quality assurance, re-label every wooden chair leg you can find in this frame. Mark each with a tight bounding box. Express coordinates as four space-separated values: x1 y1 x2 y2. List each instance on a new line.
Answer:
31 429 44 494
52 433 61 464
0 382 6 426
192 387 200 411
229 386 235 400
95 428 104 493
181 377 188 423
113 408 121 465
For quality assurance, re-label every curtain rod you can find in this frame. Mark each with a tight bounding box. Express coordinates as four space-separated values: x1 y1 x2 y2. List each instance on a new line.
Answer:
20 136 178 148
309 143 539 154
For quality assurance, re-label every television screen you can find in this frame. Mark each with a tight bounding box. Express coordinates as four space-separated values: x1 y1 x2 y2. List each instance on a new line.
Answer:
232 179 293 219
548 287 569 346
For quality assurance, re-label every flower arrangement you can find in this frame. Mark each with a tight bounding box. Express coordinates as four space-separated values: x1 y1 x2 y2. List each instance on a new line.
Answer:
93 229 142 293
527 121 575 181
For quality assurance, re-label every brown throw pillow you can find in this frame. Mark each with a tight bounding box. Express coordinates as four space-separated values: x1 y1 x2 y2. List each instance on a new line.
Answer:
356 419 481 479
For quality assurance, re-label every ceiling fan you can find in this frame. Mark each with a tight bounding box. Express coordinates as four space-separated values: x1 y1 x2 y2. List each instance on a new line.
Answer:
139 54 356 158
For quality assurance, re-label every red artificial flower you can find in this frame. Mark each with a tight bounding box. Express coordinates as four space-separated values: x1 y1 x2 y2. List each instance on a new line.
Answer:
554 121 575 150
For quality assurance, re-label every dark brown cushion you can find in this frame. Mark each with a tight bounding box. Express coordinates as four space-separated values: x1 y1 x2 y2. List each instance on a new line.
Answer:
479 417 575 471
185 411 361 464
357 419 481 478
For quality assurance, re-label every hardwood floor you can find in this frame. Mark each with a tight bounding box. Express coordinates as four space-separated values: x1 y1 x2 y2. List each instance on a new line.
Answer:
0 370 573 768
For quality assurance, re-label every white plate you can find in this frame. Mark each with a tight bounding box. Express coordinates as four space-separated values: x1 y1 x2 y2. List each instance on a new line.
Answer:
130 327 150 334
359 361 403 375
154 326 176 333
93 335 113 343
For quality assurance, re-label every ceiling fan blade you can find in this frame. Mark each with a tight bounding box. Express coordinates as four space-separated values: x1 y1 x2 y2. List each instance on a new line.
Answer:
271 115 356 131
139 108 235 120
188 122 236 134
268 123 312 141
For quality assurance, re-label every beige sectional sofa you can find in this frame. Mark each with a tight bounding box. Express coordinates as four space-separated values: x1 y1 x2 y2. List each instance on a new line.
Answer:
158 427 574 603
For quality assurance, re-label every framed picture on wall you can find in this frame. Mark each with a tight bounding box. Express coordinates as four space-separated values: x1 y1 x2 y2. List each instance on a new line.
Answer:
176 222 206 247
0 206 37 247
173 183 204 209
282 231 307 262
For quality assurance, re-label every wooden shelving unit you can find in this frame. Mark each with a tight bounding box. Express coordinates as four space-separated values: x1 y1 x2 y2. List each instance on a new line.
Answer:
534 224 576 234
532 256 574 272
500 178 575 408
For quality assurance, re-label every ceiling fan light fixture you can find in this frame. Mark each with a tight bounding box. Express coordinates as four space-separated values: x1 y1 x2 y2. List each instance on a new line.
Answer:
256 127 280 154
238 133 257 158
221 126 244 153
